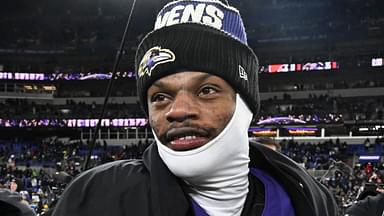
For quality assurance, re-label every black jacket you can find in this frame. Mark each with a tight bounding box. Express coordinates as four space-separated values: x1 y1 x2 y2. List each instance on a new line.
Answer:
0 189 36 216
52 142 338 216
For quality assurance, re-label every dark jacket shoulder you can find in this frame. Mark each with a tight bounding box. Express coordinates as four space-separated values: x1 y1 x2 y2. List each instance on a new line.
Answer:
53 144 192 216
249 141 338 216
52 159 152 216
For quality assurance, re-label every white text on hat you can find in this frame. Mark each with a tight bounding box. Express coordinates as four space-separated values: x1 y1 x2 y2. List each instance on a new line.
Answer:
154 3 224 30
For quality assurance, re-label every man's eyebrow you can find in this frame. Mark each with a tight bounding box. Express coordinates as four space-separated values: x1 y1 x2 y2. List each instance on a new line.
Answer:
194 73 213 83
151 73 213 88
152 79 167 89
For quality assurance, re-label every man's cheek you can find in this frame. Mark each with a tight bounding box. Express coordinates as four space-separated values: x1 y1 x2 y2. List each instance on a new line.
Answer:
149 117 156 128
150 117 162 137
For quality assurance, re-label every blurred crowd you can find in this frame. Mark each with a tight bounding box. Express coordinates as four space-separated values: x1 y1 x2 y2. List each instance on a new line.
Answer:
0 99 144 119
246 0 383 43
260 79 384 92
2 0 382 52
0 164 63 214
258 94 384 124
1 95 383 127
0 0 136 52
0 137 150 215
277 138 384 214
320 161 384 215
280 139 348 169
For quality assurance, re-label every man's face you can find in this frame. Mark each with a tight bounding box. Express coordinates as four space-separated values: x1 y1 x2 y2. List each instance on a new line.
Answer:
147 71 236 151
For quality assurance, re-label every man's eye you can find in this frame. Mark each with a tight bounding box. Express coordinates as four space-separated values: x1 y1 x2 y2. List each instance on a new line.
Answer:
198 86 217 96
151 94 169 103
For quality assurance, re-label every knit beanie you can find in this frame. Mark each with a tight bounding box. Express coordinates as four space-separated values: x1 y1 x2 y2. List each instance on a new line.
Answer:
135 0 260 115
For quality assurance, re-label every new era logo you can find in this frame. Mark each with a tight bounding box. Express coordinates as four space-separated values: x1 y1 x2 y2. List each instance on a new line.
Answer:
238 65 248 81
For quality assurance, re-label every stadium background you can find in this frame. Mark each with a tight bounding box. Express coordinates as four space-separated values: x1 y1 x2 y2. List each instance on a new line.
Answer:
0 0 383 215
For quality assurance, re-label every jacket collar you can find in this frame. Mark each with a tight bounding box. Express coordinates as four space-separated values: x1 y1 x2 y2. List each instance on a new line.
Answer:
143 143 192 215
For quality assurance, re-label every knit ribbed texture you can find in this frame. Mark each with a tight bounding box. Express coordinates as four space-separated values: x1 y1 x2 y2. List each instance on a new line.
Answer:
154 0 248 44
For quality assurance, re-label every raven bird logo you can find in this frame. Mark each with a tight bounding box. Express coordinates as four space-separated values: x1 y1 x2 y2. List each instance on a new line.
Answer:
138 46 175 77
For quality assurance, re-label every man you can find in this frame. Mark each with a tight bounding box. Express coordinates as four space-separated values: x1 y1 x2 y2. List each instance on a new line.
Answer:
52 0 338 215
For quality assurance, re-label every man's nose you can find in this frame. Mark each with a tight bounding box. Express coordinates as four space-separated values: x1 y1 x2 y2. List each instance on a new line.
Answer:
165 92 199 122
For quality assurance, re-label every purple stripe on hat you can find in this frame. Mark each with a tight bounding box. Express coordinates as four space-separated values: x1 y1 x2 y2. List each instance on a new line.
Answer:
154 0 247 45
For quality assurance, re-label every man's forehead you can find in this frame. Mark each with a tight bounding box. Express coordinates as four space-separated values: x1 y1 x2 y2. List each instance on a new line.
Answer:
151 71 216 87
163 71 211 78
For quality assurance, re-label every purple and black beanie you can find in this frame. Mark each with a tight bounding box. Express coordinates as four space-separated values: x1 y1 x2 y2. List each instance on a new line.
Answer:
135 0 260 115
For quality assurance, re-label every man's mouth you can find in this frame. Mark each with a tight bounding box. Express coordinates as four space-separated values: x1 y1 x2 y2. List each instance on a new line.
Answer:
165 127 210 151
